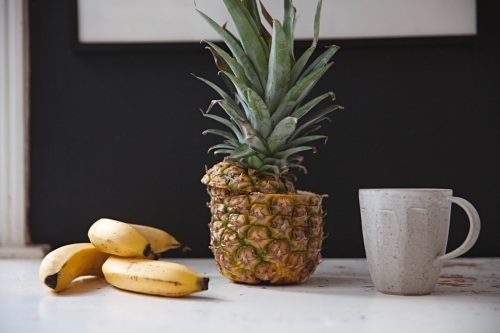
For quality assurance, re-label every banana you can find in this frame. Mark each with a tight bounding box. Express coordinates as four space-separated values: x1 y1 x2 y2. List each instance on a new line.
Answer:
102 256 209 297
39 243 110 292
128 223 181 253
88 218 151 258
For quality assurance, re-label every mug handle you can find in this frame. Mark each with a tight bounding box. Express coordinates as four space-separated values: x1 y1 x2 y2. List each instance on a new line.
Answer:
436 197 481 261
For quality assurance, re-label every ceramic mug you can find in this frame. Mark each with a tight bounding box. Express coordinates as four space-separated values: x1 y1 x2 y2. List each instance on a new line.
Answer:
359 189 480 296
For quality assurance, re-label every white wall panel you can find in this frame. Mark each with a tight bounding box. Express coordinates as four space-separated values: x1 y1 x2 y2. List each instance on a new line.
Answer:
78 0 477 43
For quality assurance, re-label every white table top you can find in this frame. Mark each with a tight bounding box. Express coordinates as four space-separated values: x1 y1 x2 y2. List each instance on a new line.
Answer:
1 258 499 333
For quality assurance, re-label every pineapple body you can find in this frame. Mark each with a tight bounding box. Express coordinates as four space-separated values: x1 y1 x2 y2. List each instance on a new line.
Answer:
204 162 325 284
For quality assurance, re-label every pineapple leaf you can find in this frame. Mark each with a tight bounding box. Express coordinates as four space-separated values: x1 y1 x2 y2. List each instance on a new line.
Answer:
290 104 343 141
262 156 280 165
220 71 250 104
271 64 331 125
259 0 274 27
228 143 256 160
283 0 296 60
221 0 269 88
313 0 323 45
245 0 269 45
217 100 246 121
223 23 243 48
246 88 272 138
288 0 323 87
273 146 314 160
293 63 333 111
204 41 256 93
303 124 322 136
288 163 308 174
288 154 304 164
258 164 280 176
266 116 297 152
196 9 263 95
213 149 234 155
192 74 241 113
203 129 239 146
299 104 343 126
208 143 235 154
202 112 244 142
298 45 340 82
278 135 327 152
266 20 292 115
205 47 237 93
290 92 335 119
235 119 270 154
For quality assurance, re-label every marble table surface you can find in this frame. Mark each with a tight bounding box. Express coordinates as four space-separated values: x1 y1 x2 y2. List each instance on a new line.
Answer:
1 258 499 333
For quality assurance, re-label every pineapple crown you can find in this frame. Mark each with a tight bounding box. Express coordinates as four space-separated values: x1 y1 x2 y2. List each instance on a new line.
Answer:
194 0 343 181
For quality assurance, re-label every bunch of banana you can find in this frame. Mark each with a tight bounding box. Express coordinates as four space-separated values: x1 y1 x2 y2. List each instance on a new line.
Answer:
39 218 209 297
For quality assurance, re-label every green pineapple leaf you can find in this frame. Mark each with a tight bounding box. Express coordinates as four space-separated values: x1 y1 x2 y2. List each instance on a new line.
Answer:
288 0 323 88
283 0 296 60
245 0 270 45
220 70 250 100
266 20 291 114
208 143 236 154
271 63 331 125
246 88 272 138
205 46 236 93
196 9 263 94
216 100 246 121
298 45 340 82
192 74 241 114
266 116 297 152
290 92 335 119
204 41 255 92
273 146 314 160
203 129 240 147
290 104 343 141
221 0 269 88
228 143 256 160
235 118 270 154
222 71 273 138
213 149 234 155
201 112 244 142
278 135 327 151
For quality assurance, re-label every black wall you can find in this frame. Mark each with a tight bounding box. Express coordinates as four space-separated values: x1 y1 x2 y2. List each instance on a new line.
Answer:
28 1 500 258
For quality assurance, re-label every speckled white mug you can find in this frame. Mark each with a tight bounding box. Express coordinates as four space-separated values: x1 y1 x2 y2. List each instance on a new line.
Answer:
359 189 480 296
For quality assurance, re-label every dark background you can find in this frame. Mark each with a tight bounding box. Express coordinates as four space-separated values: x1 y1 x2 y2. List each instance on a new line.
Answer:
28 0 499 258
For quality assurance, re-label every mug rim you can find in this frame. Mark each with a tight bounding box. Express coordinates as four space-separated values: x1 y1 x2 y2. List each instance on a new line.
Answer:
359 188 452 192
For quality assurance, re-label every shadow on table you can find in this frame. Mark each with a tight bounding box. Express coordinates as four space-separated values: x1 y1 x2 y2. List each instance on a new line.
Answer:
57 276 109 296
241 275 374 295
56 276 225 301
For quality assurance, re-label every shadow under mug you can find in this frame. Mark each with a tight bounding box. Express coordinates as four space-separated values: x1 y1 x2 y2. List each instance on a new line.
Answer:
359 189 480 296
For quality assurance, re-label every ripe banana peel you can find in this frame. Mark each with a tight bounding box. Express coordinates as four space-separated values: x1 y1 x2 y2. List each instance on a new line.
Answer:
102 256 209 297
129 223 181 253
39 243 110 292
88 218 152 258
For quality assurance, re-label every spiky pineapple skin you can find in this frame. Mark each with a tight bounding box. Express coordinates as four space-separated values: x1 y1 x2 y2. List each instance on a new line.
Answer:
204 163 325 284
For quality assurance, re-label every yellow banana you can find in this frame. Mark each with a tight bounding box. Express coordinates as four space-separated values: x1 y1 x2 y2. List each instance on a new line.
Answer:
39 243 110 292
128 223 181 253
88 218 151 258
102 256 209 297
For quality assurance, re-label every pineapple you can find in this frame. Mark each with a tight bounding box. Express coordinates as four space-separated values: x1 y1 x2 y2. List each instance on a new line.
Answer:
196 0 343 284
